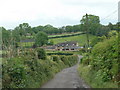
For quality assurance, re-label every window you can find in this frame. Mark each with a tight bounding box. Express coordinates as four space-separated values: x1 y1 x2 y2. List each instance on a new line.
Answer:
71 49 74 50
66 49 69 50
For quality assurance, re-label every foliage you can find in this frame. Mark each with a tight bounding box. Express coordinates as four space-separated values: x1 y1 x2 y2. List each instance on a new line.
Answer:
80 14 100 35
2 49 78 88
79 34 119 88
96 25 110 36
47 40 54 45
31 24 81 35
35 31 48 47
80 14 111 36
108 30 118 38
37 48 46 60
78 64 118 88
14 23 32 36
59 55 77 67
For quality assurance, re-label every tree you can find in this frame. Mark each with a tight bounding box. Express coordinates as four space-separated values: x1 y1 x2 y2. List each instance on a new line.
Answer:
65 25 73 33
43 24 59 34
2 27 10 47
32 25 44 34
35 31 48 47
96 25 110 36
108 22 113 30
15 23 31 37
72 25 81 32
80 14 100 35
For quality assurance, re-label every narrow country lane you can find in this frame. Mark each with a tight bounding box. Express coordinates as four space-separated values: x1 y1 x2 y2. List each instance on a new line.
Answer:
41 55 90 88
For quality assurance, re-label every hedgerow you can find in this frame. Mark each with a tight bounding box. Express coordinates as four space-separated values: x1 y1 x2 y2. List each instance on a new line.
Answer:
78 35 119 88
2 49 78 88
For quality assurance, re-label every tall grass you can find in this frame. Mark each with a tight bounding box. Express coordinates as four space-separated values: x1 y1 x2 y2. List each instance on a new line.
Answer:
78 64 118 88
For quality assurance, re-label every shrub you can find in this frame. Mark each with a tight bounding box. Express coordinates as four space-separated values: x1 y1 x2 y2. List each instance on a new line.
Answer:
2 51 78 88
79 36 119 88
52 55 59 62
37 48 46 60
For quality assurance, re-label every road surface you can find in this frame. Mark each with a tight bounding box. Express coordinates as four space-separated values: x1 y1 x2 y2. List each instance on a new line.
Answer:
41 55 90 88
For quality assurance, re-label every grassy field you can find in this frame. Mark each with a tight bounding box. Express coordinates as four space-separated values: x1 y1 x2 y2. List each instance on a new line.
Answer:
78 64 118 88
25 32 82 38
48 32 82 38
18 33 96 47
18 42 34 47
49 34 96 46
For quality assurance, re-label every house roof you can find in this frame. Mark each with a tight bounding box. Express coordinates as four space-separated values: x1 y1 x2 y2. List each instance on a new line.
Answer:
63 46 82 49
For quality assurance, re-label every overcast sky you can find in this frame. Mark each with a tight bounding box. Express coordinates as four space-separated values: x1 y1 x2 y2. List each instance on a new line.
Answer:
0 0 119 29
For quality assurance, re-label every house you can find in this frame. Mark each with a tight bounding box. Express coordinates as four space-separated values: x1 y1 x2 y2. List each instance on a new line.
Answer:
44 41 82 51
55 41 80 51
55 41 78 47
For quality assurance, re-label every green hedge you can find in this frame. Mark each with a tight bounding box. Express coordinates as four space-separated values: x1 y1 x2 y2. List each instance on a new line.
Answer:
49 32 84 39
79 36 119 88
2 50 78 88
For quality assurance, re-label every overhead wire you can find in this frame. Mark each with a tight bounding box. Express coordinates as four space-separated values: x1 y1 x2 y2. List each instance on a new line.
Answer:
100 2 119 23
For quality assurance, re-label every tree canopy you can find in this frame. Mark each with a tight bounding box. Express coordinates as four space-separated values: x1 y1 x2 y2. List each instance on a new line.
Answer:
35 31 48 47
80 14 100 35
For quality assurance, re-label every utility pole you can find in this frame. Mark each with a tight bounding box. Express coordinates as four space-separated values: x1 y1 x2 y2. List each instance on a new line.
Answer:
86 13 90 64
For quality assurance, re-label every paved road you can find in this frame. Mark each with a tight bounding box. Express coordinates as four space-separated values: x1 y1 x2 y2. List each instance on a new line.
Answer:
41 55 90 88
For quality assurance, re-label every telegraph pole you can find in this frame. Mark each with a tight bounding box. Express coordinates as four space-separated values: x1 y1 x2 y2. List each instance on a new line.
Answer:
86 13 90 64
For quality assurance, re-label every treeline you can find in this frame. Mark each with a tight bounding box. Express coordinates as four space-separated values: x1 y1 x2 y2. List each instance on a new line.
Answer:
1 23 81 52
1 14 120 55
1 22 119 47
32 24 81 35
2 48 78 88
1 14 119 44
80 14 119 36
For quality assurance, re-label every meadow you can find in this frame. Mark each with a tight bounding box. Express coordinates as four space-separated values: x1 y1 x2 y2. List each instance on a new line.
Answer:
18 33 96 48
48 32 82 38
49 34 96 46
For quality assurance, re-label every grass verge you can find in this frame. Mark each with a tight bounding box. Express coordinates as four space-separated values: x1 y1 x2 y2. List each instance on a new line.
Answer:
78 64 118 88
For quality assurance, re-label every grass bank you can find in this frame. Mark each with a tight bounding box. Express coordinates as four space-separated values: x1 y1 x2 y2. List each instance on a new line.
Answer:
77 35 119 88
50 34 96 46
78 64 118 88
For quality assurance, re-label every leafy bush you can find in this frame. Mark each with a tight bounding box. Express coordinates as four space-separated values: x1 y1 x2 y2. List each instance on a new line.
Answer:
79 35 119 88
2 50 78 88
37 48 46 60
60 55 77 67
52 55 59 62
35 31 48 47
